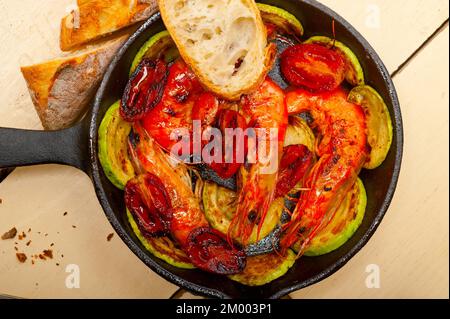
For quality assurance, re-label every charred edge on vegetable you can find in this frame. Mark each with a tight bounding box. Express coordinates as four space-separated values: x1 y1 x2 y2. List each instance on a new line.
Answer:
196 163 237 191
121 59 169 121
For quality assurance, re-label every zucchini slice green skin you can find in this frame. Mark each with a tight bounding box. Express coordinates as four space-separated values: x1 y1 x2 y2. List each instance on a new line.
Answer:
348 85 393 169
130 30 179 75
301 178 367 256
98 101 135 190
202 181 284 244
257 3 304 36
304 36 365 86
229 250 297 286
127 210 195 269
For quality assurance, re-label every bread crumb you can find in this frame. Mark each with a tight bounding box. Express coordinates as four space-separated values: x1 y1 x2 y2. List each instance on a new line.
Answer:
1 227 17 240
14 246 18 251
63 212 68 216
39 254 46 260
107 233 114 241
26 240 32 246
18 231 26 240
16 253 27 263
72 225 77 229
43 249 53 259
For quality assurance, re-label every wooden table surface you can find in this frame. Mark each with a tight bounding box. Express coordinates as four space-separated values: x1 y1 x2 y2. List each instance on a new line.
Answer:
0 0 448 299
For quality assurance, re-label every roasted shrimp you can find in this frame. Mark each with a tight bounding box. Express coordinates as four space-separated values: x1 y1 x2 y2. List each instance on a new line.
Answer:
127 124 246 274
229 79 288 244
281 88 368 255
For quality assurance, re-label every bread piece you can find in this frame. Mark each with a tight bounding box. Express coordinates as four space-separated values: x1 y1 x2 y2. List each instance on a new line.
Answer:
21 36 127 130
60 0 158 51
158 0 275 100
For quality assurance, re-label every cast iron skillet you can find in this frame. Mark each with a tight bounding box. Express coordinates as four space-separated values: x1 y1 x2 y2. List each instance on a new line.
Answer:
0 0 403 298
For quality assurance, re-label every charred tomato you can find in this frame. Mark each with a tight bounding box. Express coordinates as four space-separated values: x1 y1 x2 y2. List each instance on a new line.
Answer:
124 173 173 238
276 144 314 198
142 59 203 152
121 59 168 122
280 43 346 92
207 109 248 179
186 227 246 274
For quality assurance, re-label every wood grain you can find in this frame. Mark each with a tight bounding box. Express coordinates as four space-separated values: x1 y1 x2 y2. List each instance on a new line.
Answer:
0 0 72 129
0 165 178 298
320 0 449 72
291 25 449 299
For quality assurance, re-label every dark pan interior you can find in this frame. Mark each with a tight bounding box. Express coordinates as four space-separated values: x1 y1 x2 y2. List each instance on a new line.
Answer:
89 0 403 299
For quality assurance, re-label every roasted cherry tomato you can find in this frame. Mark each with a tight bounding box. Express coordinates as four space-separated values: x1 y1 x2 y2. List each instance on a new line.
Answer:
121 59 168 122
276 144 314 198
186 227 246 275
207 109 248 179
280 43 346 92
124 173 172 238
142 59 203 152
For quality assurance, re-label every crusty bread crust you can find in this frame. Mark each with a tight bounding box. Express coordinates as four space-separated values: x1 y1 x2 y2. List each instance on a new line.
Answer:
60 0 158 51
21 36 127 130
158 0 274 100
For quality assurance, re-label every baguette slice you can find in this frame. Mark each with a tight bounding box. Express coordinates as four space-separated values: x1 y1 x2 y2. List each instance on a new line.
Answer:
60 0 158 51
21 36 127 130
158 0 275 100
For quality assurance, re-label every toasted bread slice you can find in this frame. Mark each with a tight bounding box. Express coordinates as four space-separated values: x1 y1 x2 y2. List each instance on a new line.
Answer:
21 36 127 130
158 0 275 100
60 0 157 51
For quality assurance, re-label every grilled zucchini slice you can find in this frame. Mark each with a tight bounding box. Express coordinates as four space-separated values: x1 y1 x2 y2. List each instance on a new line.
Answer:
348 85 393 169
130 30 179 74
202 181 284 244
257 3 304 36
229 250 296 286
127 209 194 269
284 116 315 151
98 101 135 189
298 178 367 256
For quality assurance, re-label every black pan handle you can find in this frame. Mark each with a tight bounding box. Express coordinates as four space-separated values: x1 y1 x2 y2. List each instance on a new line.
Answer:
0 120 89 173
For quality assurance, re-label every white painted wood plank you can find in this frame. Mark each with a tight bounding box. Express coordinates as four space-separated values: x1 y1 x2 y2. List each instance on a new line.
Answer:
291 26 449 299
